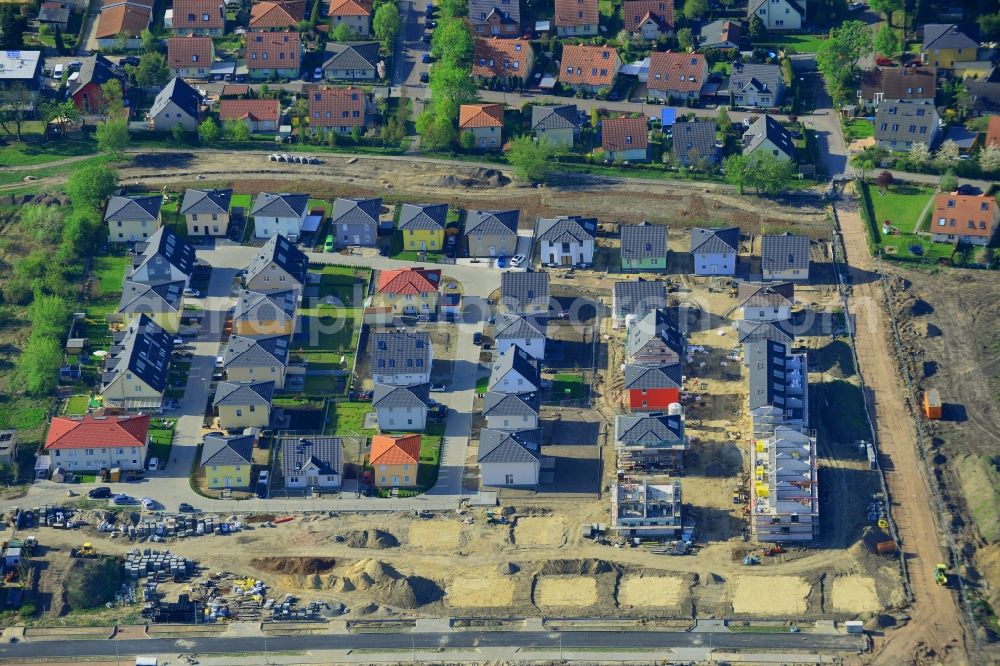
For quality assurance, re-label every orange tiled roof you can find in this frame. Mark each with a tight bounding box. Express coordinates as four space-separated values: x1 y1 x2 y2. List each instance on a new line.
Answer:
219 98 281 123
931 193 999 238
167 35 214 68
246 30 301 69
377 267 441 295
96 3 151 39
172 0 224 30
250 0 306 29
328 0 371 16
602 116 648 152
307 85 365 127
986 115 1000 147
472 38 533 78
559 44 620 87
459 103 504 128
647 51 707 93
45 414 151 450
554 0 598 27
369 434 420 465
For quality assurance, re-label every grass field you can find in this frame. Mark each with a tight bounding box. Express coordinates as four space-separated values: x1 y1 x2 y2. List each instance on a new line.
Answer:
865 182 952 261
416 422 445 489
147 420 176 465
551 373 586 400
64 395 90 415
311 265 370 307
842 119 874 142
229 194 252 211
0 138 98 168
327 401 377 436
92 255 132 295
755 33 829 54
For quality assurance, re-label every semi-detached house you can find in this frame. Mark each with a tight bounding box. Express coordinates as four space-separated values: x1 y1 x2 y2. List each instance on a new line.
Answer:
45 414 150 472
245 234 308 293
100 314 172 410
469 0 521 37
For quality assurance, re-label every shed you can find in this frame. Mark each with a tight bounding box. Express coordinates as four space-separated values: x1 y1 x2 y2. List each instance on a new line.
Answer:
66 338 87 354
922 389 941 420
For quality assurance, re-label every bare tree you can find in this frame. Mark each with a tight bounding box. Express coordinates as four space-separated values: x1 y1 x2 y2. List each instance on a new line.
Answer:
0 84 35 141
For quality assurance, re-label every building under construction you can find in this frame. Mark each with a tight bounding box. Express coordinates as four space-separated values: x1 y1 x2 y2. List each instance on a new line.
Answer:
610 479 682 538
745 340 809 439
750 426 819 543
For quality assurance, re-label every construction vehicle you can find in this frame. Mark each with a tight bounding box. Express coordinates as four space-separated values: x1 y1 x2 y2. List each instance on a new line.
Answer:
743 554 760 566
934 563 948 586
764 546 786 556
70 543 96 558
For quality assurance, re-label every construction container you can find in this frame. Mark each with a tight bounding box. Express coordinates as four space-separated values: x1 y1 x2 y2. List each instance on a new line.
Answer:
875 541 898 556
845 620 864 634
923 389 942 420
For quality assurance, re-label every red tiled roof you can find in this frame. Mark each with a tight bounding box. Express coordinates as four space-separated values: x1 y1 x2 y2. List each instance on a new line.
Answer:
622 0 673 33
554 0 598 27
246 30 301 69
472 38 534 78
559 44 620 88
222 84 252 96
307 85 365 127
250 0 306 29
459 103 504 128
172 0 224 30
328 0 371 16
986 115 1000 147
369 434 420 465
45 414 151 450
931 193 999 238
647 51 707 93
167 35 214 68
219 98 281 123
96 3 151 39
377 267 441 294
602 116 648 152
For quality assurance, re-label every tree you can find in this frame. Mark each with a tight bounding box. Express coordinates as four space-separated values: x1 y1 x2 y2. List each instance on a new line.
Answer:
507 134 562 182
873 25 900 58
96 117 130 159
415 109 455 150
113 29 129 52
850 152 874 179
979 144 1000 173
431 18 473 66
54 25 65 53
198 117 221 144
0 84 33 141
351 124 363 144
171 122 188 143
331 22 356 41
28 295 71 340
224 119 251 142
66 164 118 210
816 20 873 105
749 14 766 40
938 170 957 192
979 10 1000 41
875 170 894 191
723 154 752 194
716 105 731 132
869 0 902 26
438 0 467 18
677 27 694 51
935 140 960 168
0 6 26 50
20 205 65 242
14 334 62 397
140 28 159 53
459 129 475 150
100 80 125 118
909 141 930 166
747 152 796 194
682 0 707 19
39 100 80 138
134 52 169 87
429 62 478 109
310 0 321 24
373 2 401 48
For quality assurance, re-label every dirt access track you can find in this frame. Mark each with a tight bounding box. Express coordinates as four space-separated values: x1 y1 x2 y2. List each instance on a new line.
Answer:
836 194 971 665
109 148 832 237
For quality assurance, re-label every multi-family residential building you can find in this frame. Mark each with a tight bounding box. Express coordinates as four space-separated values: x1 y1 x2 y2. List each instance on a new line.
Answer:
472 38 534 83
859 66 936 109
307 85 368 133
648 52 707 101
745 339 808 437
750 426 819 543
874 99 941 151
611 480 682 537
44 414 150 472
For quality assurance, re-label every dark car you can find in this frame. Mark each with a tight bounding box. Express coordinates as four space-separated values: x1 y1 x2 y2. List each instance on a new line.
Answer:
473 331 483 345
419 71 429 83
426 20 436 29
88 486 112 499
118 56 140 67
113 494 135 505
422 34 432 43
178 502 195 512
421 53 432 63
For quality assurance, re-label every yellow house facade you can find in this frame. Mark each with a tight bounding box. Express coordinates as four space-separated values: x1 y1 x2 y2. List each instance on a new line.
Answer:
201 431 256 489
397 203 447 252
369 434 421 489
374 267 441 317
213 380 275 431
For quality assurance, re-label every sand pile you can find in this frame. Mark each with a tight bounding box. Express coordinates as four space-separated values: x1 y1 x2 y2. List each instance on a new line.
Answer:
535 577 598 606
831 575 881 613
447 576 516 608
251 557 336 575
344 529 398 549
617 575 685 609
334 559 441 609
732 576 811 615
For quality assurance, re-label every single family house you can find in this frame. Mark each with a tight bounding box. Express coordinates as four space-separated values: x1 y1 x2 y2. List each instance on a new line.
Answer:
930 192 999 246
626 309 686 366
602 116 649 162
374 267 441 317
105 195 163 243
620 221 667 271
201 431 256 488
331 196 380 247
459 103 505 150
690 226 739 275
245 234 308 293
647 52 707 101
465 209 520 258
222 334 290 387
624 363 682 412
371 331 433 386
369 434 421 488
612 278 667 328
280 436 343 490
530 104 579 146
554 0 598 36
468 0 520 37
372 383 431 431
536 215 596 266
559 44 620 94
213 381 275 430
251 192 309 239
483 391 540 431
499 270 549 315
761 233 810 281
397 203 447 252
180 188 232 237
494 314 546 360
489 347 541 394
477 428 540 486
232 289 298 336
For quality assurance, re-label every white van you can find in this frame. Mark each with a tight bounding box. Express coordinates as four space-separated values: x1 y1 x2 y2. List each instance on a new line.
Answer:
53 63 64 78
67 72 80 84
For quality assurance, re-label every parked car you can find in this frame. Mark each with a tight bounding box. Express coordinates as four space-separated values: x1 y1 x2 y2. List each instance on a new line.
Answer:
178 502 195 513
430 383 446 392
147 457 159 471
473 332 483 345
140 496 157 510
53 63 64 78
510 254 526 267
113 494 135 505
422 34 432 43
118 56 140 67
496 256 507 268
313 67 324 80
324 234 335 251
183 288 200 297
68 60 82 71
88 486 112 499
421 53 432 63
426 20 436 29
419 71 429 83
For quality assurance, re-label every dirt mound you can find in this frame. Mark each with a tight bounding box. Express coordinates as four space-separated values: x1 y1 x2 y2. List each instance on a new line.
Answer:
344 529 398 549
430 168 510 189
335 559 441 609
537 559 615 576
251 557 336 575
497 562 519 576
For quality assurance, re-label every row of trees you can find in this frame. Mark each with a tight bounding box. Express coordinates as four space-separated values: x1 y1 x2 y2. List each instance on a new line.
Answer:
416 9 478 150
815 20 872 108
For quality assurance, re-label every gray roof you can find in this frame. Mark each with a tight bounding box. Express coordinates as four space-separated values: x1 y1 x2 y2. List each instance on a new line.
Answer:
729 64 782 96
180 188 232 216
38 3 71 22
494 313 545 339
627 309 686 358
371 331 432 376
331 197 381 228
233 289 297 325
280 436 344 477
323 41 381 70
621 221 667 262
468 0 520 24
671 120 719 166
761 233 810 272
737 281 794 309
746 340 801 415
213 380 275 407
536 215 596 244
690 226 739 254
700 19 740 48
737 319 794 345
500 271 549 309
246 234 308 286
372 382 431 409
149 77 202 120
465 209 519 237
874 99 940 146
118 279 184 316
250 192 309 218
623 363 682 390
747 0 804 17
922 24 978 50
130 227 196 283
201 431 255 467
489 346 541 392
69 54 122 98
477 428 540 464
103 315 172 393
482 391 540 417
531 104 579 131
613 279 667 320
615 412 684 445
966 67 1000 114
105 195 162 223
223 334 290 368
943 125 979 149
397 203 447 232
743 114 796 160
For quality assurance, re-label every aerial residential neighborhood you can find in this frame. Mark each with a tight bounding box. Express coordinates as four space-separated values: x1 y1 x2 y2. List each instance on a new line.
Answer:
0 0 999 661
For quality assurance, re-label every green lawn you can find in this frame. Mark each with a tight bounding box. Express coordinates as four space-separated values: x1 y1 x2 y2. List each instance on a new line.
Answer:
865 182 952 261
475 376 489 394
551 373 586 400
230 194 252 211
65 395 90 415
92 255 132 296
0 138 98 168
416 423 445 490
310 265 370 307
842 119 874 142
307 198 331 215
0 397 47 431
755 34 829 54
0 155 111 187
147 420 176 464
711 61 732 76
327 401 377 436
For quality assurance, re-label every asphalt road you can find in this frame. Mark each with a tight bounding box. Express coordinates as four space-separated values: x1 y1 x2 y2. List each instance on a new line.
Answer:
0 629 865 659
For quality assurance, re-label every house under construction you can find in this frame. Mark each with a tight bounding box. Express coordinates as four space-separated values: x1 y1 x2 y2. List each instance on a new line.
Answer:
610 479 682 538
750 426 819 543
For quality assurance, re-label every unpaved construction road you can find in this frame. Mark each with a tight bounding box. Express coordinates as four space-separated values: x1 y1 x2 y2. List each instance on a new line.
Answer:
835 194 968 665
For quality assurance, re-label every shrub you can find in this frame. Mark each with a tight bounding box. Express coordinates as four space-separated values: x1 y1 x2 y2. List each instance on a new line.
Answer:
66 559 124 610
